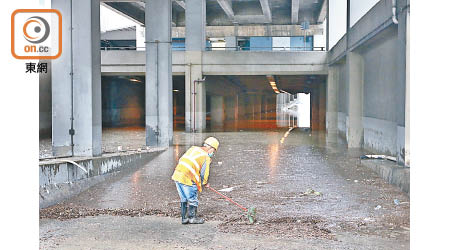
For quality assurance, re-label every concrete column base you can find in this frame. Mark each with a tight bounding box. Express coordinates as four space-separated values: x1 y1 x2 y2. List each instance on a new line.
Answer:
326 111 338 134
346 115 364 148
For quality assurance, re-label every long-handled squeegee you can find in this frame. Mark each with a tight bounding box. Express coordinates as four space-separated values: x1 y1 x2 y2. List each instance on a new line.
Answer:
206 185 256 224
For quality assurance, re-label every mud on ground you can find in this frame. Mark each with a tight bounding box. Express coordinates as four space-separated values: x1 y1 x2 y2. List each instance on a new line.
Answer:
40 130 410 248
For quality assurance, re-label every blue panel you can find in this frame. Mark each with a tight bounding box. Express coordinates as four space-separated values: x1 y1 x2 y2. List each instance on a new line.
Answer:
249 37 272 51
305 36 313 51
290 36 313 51
172 38 185 51
290 37 304 50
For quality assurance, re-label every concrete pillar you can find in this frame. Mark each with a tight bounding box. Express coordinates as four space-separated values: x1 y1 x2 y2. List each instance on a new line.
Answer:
225 36 237 50
405 9 410 166
51 0 102 157
238 94 247 120
311 89 320 130
225 96 235 121
211 96 224 128
51 0 73 156
346 51 364 148
318 83 326 130
185 0 206 132
254 94 262 121
396 4 410 166
326 66 339 134
145 0 173 147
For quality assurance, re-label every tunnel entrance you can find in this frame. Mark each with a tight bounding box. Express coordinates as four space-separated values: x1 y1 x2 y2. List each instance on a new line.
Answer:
100 74 326 133
204 75 326 131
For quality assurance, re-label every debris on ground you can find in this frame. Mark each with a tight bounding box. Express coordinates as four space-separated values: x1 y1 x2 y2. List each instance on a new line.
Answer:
364 217 375 222
40 206 177 220
360 154 397 162
302 189 322 196
218 187 235 192
394 199 400 205
218 215 335 240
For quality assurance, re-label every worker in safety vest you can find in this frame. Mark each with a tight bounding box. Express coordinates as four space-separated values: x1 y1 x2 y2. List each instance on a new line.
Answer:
171 137 220 224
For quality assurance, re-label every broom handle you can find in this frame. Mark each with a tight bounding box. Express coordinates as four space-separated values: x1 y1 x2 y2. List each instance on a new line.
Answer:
206 185 248 212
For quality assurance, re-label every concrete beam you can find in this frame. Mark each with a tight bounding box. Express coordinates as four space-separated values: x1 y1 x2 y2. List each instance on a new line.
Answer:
259 0 272 23
101 50 328 75
233 15 268 25
318 0 327 23
100 24 325 40
102 2 145 25
217 0 234 21
291 0 300 24
101 2 144 25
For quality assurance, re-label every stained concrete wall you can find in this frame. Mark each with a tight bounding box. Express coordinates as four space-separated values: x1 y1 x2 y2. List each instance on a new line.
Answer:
336 62 347 136
328 0 408 162
39 60 52 138
360 26 400 156
39 149 163 208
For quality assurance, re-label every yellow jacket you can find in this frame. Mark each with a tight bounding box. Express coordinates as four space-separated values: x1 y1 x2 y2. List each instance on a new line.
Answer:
171 146 211 192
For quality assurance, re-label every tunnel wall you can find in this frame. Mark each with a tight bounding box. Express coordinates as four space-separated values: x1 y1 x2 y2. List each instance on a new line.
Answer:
101 76 145 127
360 26 401 156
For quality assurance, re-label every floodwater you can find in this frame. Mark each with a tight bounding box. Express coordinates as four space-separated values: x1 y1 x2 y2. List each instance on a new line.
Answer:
40 128 410 249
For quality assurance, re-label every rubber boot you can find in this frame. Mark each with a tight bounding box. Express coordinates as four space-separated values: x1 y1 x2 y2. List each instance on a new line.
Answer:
188 205 204 224
181 202 189 224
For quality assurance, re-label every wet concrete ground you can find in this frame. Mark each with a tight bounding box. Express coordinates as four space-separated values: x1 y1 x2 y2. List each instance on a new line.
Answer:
40 127 147 159
40 128 410 249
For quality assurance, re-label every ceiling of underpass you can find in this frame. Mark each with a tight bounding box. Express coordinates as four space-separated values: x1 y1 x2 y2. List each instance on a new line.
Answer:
205 75 327 96
103 75 326 96
102 0 326 26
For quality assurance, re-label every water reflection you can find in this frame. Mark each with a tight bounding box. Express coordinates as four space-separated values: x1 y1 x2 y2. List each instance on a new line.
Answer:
280 127 295 144
268 143 279 181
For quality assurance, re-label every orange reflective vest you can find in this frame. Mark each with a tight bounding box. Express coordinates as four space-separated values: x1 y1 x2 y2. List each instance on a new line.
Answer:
171 146 211 192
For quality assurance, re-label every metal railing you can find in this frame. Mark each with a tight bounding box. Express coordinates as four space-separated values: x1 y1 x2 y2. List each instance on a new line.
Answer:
100 46 326 51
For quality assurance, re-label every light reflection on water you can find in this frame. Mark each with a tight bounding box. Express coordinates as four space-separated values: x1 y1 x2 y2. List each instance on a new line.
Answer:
268 143 279 181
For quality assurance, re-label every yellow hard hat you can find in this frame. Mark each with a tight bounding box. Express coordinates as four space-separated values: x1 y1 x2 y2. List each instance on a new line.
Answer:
204 137 219 150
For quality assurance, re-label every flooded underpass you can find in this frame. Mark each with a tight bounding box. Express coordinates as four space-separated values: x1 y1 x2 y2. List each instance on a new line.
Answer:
40 129 409 249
